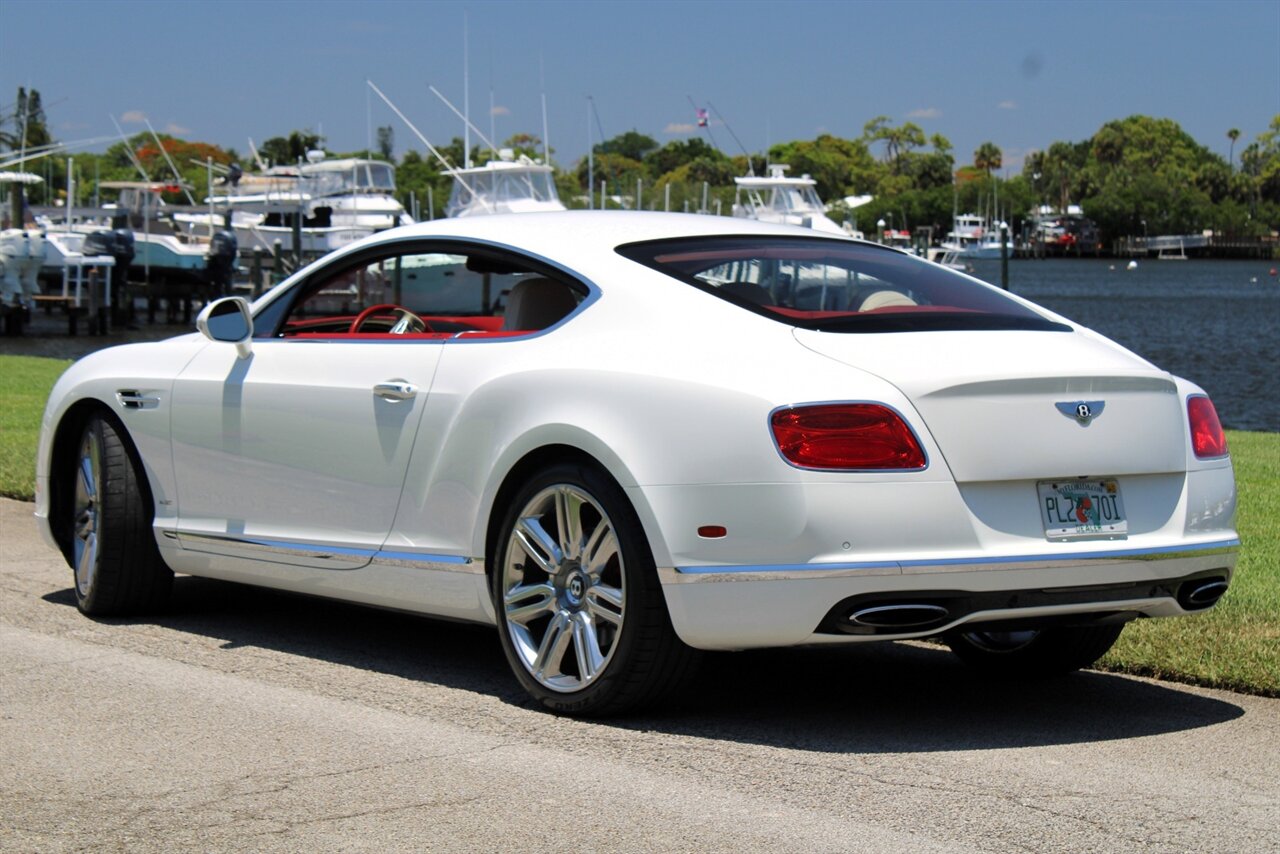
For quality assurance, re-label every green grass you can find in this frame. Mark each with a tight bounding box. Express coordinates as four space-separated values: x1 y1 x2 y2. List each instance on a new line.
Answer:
0 354 1276 695
0 355 71 501
1099 429 1280 696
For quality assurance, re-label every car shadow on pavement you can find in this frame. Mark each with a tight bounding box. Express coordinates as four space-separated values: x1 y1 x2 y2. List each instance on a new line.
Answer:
43 575 1245 754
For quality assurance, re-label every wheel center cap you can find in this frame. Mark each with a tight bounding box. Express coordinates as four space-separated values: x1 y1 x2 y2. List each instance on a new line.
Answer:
564 571 587 606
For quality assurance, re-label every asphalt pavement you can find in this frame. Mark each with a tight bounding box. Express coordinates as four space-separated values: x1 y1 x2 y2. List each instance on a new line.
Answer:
2 496 1277 853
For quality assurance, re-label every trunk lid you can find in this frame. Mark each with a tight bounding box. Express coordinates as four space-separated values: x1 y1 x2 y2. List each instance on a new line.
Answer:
793 327 1186 482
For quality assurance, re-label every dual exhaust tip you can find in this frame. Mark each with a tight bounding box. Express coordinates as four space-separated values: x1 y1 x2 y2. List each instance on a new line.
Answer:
835 575 1231 637
847 576 1230 633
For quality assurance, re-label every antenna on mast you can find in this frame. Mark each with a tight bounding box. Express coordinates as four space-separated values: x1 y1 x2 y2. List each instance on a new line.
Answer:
707 101 753 176
109 114 152 182
247 138 268 172
143 117 197 205
540 53 550 166
366 79 489 210
463 11 470 167
429 86 497 154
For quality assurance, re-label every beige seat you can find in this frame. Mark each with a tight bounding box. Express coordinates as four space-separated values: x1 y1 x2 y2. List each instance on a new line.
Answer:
858 290 918 311
502 277 579 331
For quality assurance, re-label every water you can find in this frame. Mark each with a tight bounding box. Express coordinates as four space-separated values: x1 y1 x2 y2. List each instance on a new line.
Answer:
965 259 1280 432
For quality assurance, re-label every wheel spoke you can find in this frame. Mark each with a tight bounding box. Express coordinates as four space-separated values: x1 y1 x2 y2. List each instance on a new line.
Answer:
533 612 573 681
515 516 560 575
504 582 557 625
77 455 96 503
583 524 618 577
585 584 624 626
571 612 606 681
75 531 97 593
555 487 584 560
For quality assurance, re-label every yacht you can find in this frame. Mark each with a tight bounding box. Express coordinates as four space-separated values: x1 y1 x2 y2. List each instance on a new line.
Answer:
189 153 412 253
939 213 1005 259
731 164 849 236
444 150 565 218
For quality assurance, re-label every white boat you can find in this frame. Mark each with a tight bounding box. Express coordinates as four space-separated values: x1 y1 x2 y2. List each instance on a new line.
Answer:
186 153 412 253
731 164 848 236
0 171 46 313
444 150 565 218
939 213 1005 259
927 247 969 271
37 229 116 310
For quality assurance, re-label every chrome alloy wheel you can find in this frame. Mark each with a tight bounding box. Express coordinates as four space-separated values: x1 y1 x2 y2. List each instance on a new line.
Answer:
501 484 626 693
73 427 103 597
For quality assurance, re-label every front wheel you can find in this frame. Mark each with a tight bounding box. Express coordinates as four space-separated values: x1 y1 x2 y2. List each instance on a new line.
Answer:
944 623 1125 677
492 462 698 716
68 413 173 616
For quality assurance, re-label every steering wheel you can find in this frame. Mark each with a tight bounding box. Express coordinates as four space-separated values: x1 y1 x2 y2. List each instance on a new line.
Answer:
349 303 430 334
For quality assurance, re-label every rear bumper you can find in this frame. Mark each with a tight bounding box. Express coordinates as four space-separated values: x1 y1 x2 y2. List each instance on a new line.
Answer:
657 538 1239 650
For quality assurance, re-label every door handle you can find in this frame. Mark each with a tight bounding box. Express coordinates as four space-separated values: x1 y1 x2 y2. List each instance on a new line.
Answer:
373 381 417 401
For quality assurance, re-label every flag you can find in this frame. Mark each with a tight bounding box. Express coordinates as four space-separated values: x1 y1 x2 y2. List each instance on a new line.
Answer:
696 108 708 128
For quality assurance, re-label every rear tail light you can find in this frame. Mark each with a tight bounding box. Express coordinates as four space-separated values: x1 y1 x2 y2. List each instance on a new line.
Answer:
1187 396 1228 459
771 403 926 470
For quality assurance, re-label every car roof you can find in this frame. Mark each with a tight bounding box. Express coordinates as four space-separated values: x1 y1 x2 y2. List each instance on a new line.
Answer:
369 210 865 255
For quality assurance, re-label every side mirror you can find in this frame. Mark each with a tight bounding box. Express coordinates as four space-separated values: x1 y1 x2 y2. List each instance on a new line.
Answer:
196 297 254 359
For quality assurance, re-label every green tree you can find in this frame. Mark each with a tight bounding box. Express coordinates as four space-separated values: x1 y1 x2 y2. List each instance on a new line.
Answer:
259 129 325 166
900 133 955 191
1227 128 1240 172
595 130 659 163
862 116 926 176
645 138 726 179
376 126 394 160
973 141 1003 177
768 134 877 200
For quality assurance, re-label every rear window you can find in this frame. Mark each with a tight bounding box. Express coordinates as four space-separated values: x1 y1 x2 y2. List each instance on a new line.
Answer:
616 236 1070 333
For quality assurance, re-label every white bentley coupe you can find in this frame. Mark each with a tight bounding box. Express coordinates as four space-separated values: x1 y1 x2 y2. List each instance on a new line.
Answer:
35 212 1239 715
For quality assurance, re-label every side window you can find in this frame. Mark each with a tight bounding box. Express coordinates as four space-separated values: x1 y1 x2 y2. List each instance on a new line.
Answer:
265 245 585 338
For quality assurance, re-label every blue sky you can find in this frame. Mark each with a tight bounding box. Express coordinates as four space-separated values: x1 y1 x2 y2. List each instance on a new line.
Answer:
2 0 1277 174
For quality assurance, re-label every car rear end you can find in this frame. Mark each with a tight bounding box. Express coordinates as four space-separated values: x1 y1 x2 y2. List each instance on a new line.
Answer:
616 234 1238 653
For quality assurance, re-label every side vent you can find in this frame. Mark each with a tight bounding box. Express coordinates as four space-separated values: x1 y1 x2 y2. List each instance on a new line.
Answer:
116 390 160 410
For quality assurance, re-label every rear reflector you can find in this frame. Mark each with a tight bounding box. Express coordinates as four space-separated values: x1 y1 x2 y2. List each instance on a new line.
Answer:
771 403 926 470
1188 396 1228 459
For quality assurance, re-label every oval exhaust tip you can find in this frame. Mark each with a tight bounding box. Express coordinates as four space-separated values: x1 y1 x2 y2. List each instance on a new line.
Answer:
849 603 950 629
1183 580 1229 608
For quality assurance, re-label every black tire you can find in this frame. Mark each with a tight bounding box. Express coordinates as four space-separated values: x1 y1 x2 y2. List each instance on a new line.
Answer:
944 623 1125 677
492 461 699 716
68 413 173 616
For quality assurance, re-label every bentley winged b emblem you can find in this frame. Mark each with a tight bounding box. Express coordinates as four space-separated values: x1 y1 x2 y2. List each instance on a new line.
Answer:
1056 400 1105 425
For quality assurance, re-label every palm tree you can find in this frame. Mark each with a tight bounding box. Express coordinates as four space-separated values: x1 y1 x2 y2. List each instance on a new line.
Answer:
974 141 1003 177
1227 128 1241 172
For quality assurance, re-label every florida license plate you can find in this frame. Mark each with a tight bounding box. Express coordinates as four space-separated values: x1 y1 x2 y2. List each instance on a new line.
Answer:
1038 479 1127 540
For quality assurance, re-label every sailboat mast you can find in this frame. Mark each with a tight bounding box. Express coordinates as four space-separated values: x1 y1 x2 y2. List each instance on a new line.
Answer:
463 13 470 168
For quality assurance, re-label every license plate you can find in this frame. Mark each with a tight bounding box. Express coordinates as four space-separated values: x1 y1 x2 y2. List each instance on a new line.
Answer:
1037 479 1127 539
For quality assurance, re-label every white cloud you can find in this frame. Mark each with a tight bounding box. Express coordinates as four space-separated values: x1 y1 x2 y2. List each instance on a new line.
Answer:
163 122 192 136
490 105 510 117
907 107 941 119
998 100 1018 110
665 122 696 133
120 110 147 124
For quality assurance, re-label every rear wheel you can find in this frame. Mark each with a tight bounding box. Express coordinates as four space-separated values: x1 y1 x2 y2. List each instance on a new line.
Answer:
944 624 1124 677
69 413 173 615
492 462 698 716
